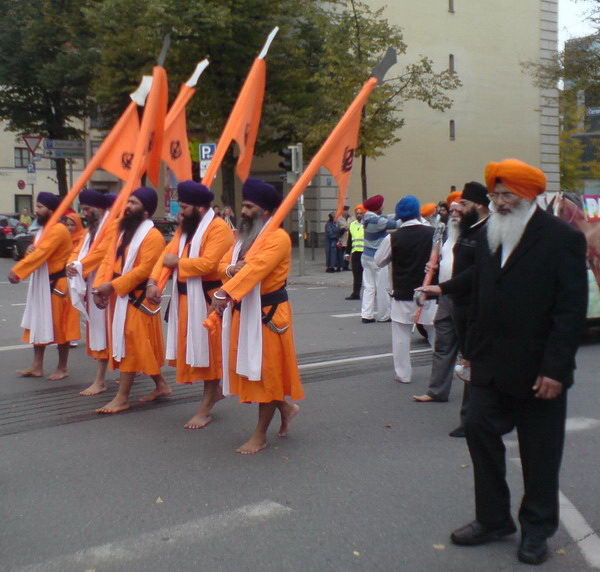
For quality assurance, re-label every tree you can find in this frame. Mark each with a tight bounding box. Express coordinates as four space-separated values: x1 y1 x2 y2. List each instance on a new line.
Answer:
559 95 588 192
0 0 98 195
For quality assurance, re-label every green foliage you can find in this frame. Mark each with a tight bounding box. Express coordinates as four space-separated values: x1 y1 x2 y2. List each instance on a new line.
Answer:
560 95 587 192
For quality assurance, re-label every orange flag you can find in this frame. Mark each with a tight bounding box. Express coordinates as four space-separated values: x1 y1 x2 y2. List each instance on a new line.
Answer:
162 60 209 182
98 106 141 182
39 76 153 241
201 27 278 187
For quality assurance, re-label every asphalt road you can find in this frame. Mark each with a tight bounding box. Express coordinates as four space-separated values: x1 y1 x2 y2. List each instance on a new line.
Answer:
0 257 598 571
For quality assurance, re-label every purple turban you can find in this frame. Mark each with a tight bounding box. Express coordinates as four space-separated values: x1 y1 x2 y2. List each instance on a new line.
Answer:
37 192 61 211
79 189 115 210
132 186 158 217
242 178 282 212
177 180 214 207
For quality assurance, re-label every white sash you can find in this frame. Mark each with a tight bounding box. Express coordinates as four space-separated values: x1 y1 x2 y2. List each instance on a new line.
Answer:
165 208 215 366
221 224 267 395
111 219 154 362
68 212 110 350
21 229 54 344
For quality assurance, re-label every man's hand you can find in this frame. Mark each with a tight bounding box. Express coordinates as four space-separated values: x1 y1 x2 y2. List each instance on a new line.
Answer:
93 293 107 310
146 284 162 306
25 244 35 256
210 289 231 316
163 253 179 269
415 285 442 298
66 263 78 278
95 282 114 298
8 270 20 284
533 376 563 400
425 261 439 274
227 261 246 277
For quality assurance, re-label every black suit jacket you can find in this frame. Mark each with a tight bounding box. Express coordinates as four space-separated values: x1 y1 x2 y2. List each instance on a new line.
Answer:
442 208 588 398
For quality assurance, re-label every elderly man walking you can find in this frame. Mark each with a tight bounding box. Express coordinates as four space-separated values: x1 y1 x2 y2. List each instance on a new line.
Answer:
418 159 588 565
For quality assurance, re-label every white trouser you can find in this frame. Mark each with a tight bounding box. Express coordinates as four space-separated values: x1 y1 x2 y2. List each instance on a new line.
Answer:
391 321 435 382
360 255 391 321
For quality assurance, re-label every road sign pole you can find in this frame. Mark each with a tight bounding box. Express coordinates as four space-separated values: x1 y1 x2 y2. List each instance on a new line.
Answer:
295 143 305 277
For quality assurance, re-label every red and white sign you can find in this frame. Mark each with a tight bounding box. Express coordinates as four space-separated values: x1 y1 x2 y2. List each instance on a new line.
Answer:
22 136 42 155
17 180 26 190
583 195 600 222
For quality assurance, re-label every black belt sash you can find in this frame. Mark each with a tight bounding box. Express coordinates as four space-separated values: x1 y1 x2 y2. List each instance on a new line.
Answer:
49 268 66 294
164 279 223 322
233 287 288 326
112 272 149 310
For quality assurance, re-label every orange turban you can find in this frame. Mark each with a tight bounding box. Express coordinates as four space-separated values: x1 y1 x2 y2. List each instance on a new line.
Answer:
446 191 462 205
354 204 364 213
485 159 546 199
420 203 436 217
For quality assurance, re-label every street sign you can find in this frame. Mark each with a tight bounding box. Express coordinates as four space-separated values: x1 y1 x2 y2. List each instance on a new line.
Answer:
44 139 84 151
199 143 216 178
26 162 36 185
26 162 36 174
23 136 42 155
44 148 84 159
17 180 26 190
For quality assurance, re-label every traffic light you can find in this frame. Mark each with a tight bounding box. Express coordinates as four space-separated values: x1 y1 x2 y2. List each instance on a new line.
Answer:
278 147 293 171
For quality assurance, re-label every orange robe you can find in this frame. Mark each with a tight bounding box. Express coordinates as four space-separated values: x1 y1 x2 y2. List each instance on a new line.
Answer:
95 227 165 374
12 224 80 345
68 220 118 360
220 228 304 403
151 217 234 383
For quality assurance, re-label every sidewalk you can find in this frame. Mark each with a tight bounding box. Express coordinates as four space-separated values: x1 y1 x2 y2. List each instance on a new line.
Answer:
288 246 354 287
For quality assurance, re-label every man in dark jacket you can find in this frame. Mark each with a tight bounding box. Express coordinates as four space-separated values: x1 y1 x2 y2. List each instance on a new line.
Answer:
418 159 588 565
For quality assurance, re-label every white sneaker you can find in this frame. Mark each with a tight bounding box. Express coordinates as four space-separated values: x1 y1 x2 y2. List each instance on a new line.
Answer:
454 364 471 382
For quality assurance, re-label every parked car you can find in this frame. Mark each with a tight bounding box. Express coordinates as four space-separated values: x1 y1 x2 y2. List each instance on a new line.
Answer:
0 215 19 257
154 218 178 243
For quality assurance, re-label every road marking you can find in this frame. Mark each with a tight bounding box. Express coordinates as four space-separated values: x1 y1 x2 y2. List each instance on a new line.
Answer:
17 500 293 572
299 348 430 370
11 303 26 306
0 344 30 352
510 458 600 569
307 286 327 290
504 417 600 447
331 312 361 318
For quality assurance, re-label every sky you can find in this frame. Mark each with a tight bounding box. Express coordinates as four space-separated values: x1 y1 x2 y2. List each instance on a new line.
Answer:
559 0 597 47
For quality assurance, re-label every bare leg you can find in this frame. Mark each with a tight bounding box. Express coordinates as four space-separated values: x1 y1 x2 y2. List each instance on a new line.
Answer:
236 402 278 454
79 359 109 396
96 372 133 414
17 345 45 377
47 343 70 381
276 400 300 437
139 373 172 402
184 379 225 429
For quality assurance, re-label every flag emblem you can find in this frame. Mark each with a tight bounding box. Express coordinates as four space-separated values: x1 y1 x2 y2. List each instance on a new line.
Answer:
121 152 134 170
341 146 355 173
170 140 182 160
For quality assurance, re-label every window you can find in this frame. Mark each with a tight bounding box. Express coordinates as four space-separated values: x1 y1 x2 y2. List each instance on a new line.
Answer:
449 0 455 13
50 159 57 169
14 147 31 168
449 120 456 141
449 54 455 72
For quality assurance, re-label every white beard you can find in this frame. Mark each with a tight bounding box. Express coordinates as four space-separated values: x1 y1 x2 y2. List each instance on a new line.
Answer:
447 218 460 244
487 199 534 257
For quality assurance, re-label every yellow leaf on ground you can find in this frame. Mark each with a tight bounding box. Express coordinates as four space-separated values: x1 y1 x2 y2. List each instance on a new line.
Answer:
384 424 392 428
556 548 567 555
433 544 446 550
461 464 469 468
155 497 164 504
353 551 361 557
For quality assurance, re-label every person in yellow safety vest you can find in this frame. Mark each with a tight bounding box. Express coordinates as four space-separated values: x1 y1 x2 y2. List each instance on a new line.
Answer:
344 204 365 300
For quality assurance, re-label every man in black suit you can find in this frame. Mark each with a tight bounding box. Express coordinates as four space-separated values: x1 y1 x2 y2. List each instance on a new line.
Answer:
418 159 588 565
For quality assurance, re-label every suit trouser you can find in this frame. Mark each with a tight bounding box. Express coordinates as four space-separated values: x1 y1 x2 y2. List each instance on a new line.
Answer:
392 321 435 382
350 251 363 296
452 303 471 426
361 255 391 321
426 296 459 401
465 383 567 538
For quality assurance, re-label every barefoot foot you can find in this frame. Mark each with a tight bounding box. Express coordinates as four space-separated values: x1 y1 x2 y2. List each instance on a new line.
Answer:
412 394 437 403
139 386 173 402
278 403 300 437
236 436 267 455
46 371 69 381
96 398 131 414
184 413 212 429
16 368 43 378
79 382 107 396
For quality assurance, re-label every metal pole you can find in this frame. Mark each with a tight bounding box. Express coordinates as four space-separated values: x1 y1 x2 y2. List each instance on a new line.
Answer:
296 143 305 276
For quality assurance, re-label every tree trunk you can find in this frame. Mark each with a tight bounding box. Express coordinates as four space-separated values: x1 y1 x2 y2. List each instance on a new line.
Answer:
361 154 368 201
55 158 68 196
220 147 236 211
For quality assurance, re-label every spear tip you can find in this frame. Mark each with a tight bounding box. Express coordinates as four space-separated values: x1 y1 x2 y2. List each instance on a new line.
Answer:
372 47 397 83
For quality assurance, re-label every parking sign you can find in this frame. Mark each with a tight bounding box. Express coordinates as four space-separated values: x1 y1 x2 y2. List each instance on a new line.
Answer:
199 143 216 178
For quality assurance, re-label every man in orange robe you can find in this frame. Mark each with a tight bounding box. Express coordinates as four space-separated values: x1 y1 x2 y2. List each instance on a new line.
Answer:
66 190 117 396
211 179 304 454
8 192 80 380
147 181 233 429
93 187 170 414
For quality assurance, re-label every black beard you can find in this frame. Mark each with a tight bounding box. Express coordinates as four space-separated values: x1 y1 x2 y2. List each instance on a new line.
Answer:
459 208 479 234
37 212 50 226
181 210 201 238
119 209 144 236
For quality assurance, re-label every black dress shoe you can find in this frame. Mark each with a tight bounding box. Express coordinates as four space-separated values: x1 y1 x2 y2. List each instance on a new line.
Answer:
448 426 466 438
345 294 360 300
518 536 548 565
361 318 375 323
451 519 517 546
